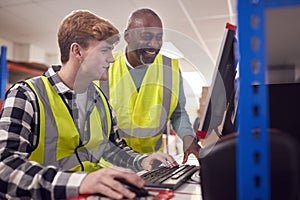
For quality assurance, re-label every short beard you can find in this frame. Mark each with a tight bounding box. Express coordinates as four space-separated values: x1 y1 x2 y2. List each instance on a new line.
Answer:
140 55 147 65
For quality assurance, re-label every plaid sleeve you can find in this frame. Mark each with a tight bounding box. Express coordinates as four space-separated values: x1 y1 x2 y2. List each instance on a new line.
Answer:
102 107 147 172
102 139 147 172
0 83 86 199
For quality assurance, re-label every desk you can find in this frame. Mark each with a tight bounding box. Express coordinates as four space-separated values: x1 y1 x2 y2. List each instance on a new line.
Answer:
144 182 201 200
71 185 201 200
68 154 202 200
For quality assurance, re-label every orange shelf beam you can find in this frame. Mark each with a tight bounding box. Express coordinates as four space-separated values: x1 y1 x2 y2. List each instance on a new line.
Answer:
7 62 45 75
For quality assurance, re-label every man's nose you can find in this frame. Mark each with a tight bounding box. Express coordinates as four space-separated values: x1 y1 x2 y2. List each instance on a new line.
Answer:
148 38 162 49
107 52 115 63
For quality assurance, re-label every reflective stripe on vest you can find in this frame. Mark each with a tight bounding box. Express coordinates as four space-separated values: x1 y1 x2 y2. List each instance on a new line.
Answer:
108 52 180 153
26 76 111 171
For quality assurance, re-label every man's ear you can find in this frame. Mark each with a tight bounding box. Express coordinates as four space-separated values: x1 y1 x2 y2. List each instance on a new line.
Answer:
70 43 82 60
124 29 130 43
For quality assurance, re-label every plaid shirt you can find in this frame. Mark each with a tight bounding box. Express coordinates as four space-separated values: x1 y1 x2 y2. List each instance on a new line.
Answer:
0 65 146 200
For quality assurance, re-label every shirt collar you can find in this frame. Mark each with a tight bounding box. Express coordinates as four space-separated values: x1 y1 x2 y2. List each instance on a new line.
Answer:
123 47 135 69
44 65 75 95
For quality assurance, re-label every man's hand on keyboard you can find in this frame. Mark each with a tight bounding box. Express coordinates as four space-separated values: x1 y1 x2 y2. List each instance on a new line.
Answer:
182 135 201 164
141 151 178 171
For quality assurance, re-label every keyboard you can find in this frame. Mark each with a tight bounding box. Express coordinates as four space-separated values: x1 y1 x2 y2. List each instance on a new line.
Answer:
140 165 200 190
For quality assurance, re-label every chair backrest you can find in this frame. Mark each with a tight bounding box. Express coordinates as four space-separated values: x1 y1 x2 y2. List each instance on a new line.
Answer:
199 131 300 200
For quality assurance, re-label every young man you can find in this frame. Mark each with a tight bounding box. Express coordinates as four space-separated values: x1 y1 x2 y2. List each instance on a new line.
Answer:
101 8 201 163
0 10 176 200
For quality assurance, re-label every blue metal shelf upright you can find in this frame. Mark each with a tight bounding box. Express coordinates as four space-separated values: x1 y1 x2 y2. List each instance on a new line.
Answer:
237 0 300 199
0 46 8 107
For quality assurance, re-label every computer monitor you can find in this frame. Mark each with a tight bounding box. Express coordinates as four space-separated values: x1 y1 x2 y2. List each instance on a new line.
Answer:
198 23 238 138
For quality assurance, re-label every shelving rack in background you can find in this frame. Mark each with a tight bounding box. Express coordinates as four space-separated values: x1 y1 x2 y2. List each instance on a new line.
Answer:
0 45 47 111
0 46 7 109
237 0 300 199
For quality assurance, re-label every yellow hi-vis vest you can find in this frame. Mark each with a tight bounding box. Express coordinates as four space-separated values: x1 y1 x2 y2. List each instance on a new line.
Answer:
108 51 180 153
26 76 112 172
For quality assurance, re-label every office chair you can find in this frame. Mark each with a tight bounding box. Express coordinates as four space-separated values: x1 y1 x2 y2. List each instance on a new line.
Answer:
199 130 300 200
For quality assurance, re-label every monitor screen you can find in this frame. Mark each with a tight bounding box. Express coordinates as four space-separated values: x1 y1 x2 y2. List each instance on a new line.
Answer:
198 23 238 138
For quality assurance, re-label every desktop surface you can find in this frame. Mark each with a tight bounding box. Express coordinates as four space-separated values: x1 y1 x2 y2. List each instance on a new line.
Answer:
139 154 201 199
67 154 202 200
68 184 201 200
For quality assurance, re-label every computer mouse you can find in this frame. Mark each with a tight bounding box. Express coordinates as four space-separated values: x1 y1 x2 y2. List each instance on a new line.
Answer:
115 178 149 197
